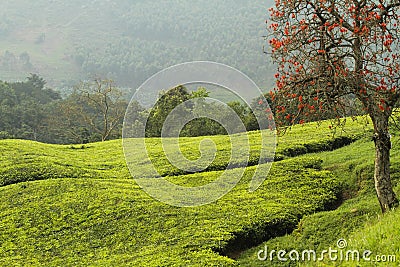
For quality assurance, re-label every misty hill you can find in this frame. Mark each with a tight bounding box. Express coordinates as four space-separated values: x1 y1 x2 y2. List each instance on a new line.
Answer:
0 0 275 92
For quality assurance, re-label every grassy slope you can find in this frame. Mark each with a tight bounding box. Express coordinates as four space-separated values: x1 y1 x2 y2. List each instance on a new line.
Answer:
0 119 367 185
0 160 339 266
2 118 397 266
238 126 400 266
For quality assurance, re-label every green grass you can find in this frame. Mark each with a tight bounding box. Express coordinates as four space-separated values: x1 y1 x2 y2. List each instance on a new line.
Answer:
237 126 400 267
0 157 340 266
0 119 367 186
0 140 131 186
2 117 399 266
128 119 368 178
335 209 400 266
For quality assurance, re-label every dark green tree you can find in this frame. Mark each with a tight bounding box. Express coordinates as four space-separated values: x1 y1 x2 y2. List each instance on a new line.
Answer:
146 85 191 137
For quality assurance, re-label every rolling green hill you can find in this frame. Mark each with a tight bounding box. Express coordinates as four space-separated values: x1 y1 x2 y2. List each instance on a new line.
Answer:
238 127 400 266
1 118 400 266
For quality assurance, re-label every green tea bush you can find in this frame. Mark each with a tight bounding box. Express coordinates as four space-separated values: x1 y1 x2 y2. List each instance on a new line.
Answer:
0 164 85 186
238 133 400 267
0 117 377 266
0 156 340 266
279 135 360 158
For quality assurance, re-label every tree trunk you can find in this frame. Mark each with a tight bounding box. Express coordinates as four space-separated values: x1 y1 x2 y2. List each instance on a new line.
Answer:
372 115 399 213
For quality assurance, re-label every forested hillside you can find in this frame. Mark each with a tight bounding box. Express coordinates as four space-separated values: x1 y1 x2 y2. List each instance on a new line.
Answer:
0 0 275 92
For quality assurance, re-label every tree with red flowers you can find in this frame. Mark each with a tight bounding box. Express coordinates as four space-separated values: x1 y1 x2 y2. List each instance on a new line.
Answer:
267 0 400 212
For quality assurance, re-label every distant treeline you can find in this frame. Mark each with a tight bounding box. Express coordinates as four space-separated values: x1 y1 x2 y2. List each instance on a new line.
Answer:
0 75 272 144
0 75 269 144
0 75 127 144
0 75 363 144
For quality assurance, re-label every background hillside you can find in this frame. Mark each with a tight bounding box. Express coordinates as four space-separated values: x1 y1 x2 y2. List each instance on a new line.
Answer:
0 0 275 93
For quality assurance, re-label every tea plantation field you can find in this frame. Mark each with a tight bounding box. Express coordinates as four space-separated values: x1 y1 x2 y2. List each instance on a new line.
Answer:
238 124 400 266
2 118 399 266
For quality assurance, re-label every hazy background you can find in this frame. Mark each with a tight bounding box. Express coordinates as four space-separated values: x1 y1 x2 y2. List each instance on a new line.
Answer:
0 0 276 95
